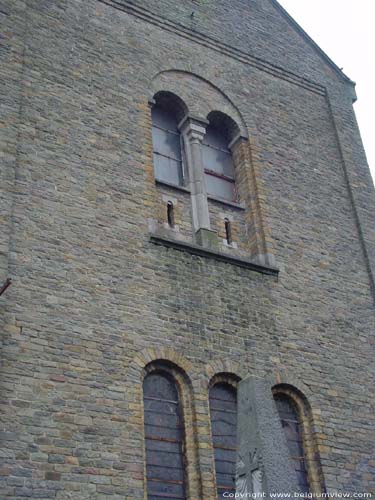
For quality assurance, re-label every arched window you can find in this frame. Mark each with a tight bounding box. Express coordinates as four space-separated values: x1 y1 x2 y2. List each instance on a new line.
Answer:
202 119 237 202
143 371 186 500
151 93 185 187
209 383 237 498
274 394 309 492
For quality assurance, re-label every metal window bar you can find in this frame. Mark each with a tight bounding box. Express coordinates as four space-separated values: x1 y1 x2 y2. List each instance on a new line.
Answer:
275 395 309 492
144 373 187 500
210 385 237 497
152 125 185 185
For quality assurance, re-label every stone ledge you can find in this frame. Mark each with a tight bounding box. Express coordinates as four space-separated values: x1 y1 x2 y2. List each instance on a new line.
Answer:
155 179 191 194
149 233 279 276
207 195 246 210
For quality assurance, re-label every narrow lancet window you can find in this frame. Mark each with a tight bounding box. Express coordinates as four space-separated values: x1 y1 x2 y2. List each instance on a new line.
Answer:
143 372 186 500
209 383 237 498
224 218 232 245
202 124 237 202
274 394 309 492
167 201 175 228
152 100 184 186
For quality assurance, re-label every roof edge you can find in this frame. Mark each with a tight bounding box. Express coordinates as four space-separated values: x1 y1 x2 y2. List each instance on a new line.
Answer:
271 0 356 87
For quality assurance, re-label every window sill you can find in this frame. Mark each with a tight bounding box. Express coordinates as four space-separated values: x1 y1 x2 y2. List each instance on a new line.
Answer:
149 233 279 276
207 195 245 210
155 179 190 194
155 181 246 210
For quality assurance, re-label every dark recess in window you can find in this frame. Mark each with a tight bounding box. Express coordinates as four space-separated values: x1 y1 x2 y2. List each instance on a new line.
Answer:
224 218 232 245
209 383 237 499
151 92 187 187
167 201 175 228
274 394 310 492
143 372 186 500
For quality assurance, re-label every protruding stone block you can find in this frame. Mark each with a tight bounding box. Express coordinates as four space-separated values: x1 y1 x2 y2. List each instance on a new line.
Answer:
236 377 300 497
195 228 218 250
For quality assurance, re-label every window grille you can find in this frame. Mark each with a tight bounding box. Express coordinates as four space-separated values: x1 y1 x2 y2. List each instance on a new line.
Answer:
144 372 186 500
202 125 237 202
274 394 309 492
209 383 237 499
152 106 184 186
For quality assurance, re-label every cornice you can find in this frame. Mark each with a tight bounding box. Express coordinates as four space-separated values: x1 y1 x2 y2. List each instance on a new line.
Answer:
96 0 327 97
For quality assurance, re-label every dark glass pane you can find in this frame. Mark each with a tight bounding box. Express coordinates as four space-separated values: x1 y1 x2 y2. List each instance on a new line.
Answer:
215 457 237 474
144 411 180 428
202 124 235 182
152 127 181 161
151 105 183 186
148 480 185 497
276 397 298 420
144 373 186 500
147 465 184 482
146 450 184 469
216 471 235 486
144 398 179 415
210 408 237 424
214 448 236 464
204 173 236 201
153 154 182 185
144 373 178 400
203 125 229 150
144 425 182 442
210 384 237 403
202 144 234 177
283 421 301 445
209 383 237 497
152 106 179 133
146 440 181 454
275 395 309 492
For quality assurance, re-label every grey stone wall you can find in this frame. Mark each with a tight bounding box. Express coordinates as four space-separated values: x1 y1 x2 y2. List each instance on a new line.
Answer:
0 1 374 499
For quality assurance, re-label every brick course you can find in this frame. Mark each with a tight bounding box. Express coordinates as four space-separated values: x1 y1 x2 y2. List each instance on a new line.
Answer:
0 0 374 498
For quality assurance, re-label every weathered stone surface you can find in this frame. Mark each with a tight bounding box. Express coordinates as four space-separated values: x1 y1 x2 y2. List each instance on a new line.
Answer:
0 0 374 498
237 377 300 496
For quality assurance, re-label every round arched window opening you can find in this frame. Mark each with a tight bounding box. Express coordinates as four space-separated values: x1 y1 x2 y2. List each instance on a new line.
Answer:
202 111 240 202
274 393 310 492
143 370 187 500
151 92 187 187
209 382 237 498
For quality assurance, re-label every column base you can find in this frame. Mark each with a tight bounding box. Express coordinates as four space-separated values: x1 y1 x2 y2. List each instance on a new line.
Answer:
195 228 218 251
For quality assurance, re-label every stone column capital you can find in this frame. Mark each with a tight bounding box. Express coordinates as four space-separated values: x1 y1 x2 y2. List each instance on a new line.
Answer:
178 114 209 143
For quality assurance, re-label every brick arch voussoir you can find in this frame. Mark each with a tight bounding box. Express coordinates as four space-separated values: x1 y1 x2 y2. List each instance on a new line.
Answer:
272 371 315 401
130 345 193 374
205 357 248 383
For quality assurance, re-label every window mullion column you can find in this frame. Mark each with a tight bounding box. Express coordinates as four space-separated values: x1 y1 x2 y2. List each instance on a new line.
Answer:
179 115 218 249
179 115 209 231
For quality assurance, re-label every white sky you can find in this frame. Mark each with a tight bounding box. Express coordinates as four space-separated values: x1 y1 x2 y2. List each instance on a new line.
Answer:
278 0 375 185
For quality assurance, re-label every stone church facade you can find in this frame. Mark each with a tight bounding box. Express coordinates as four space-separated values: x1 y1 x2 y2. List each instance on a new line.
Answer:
1 0 374 499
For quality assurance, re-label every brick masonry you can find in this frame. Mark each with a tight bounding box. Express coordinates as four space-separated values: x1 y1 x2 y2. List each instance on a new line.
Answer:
0 0 374 499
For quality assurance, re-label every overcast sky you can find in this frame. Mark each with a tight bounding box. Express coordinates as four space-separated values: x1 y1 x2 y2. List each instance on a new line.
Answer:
278 0 375 185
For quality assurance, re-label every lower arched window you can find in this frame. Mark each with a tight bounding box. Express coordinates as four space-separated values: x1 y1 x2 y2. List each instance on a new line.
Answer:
209 383 237 498
274 394 309 492
143 372 186 500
